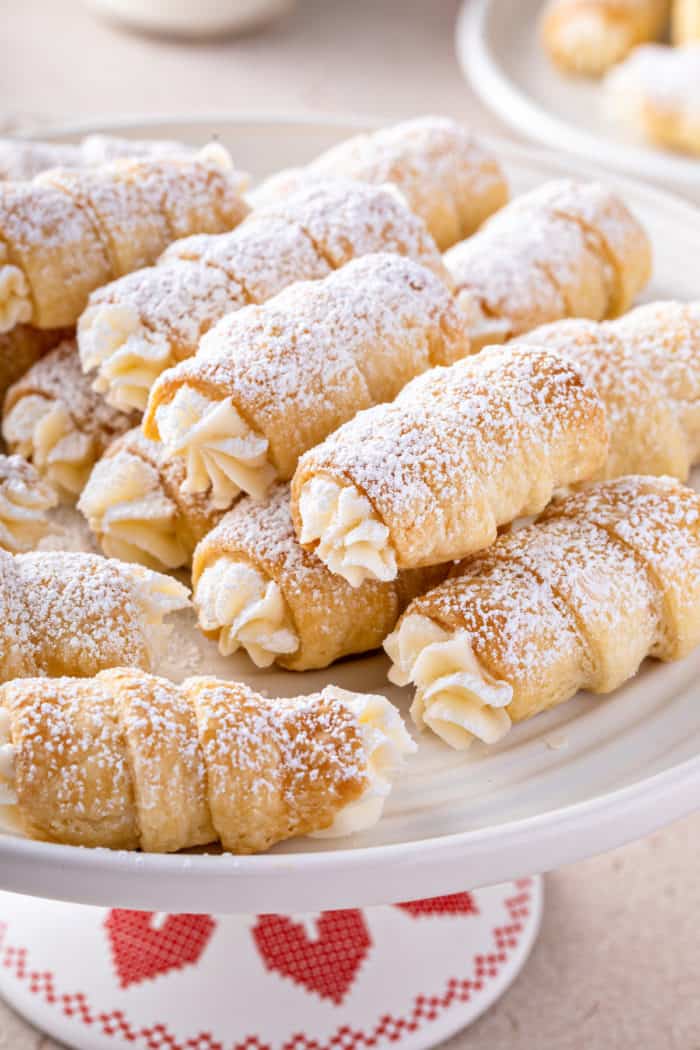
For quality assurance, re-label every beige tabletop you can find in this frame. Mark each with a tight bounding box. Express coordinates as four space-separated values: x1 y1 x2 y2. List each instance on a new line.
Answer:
1 1 699 1047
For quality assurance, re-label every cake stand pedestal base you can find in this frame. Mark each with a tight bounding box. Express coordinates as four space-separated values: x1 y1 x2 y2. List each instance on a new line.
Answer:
0 877 541 1050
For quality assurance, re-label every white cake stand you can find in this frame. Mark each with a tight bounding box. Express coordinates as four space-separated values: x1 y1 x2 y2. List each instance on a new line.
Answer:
0 117 699 1050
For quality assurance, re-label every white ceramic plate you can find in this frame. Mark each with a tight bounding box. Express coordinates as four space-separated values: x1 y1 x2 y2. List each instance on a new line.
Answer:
456 0 700 200
1 116 699 916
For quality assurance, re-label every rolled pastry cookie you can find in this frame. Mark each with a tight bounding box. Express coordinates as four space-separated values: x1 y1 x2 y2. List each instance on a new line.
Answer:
2 340 138 500
0 144 249 332
0 324 73 402
0 667 415 852
605 44 700 156
385 475 700 749
192 482 448 671
144 253 471 511
250 116 509 250
0 549 189 682
0 454 57 553
78 179 450 412
540 0 670 76
79 427 224 571
444 179 652 348
292 344 608 585
519 301 700 480
672 0 700 41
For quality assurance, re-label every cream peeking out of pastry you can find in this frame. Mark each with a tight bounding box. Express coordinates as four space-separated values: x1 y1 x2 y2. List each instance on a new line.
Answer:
384 615 513 750
80 428 224 572
0 244 31 332
154 386 276 507
386 476 700 750
0 671 414 852
297 475 397 588
143 253 471 513
2 341 136 501
0 454 57 554
311 686 417 838
195 559 298 667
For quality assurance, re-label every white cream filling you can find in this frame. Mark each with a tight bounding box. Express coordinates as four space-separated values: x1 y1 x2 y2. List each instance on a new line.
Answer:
311 686 417 838
155 386 276 509
0 708 17 806
79 304 174 413
0 465 57 553
298 476 397 588
2 395 94 498
128 564 191 663
0 244 32 333
384 614 513 751
195 558 298 668
79 451 189 570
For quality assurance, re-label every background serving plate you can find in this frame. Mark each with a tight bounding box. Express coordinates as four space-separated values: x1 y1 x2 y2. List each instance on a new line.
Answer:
0 116 699 915
456 0 700 201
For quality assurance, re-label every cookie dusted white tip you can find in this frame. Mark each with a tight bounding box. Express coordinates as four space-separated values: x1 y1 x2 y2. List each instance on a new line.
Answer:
312 686 416 838
0 244 32 333
79 451 189 570
0 457 57 553
155 386 276 509
2 395 94 499
0 707 17 805
195 558 298 668
298 476 397 588
127 564 191 662
79 303 174 413
385 614 513 750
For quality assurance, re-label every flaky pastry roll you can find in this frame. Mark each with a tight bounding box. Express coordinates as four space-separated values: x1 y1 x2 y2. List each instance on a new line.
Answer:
605 44 700 156
445 179 651 349
541 0 670 76
0 549 188 682
0 668 415 852
520 301 700 480
2 340 137 500
79 427 223 571
0 454 57 554
292 344 608 585
250 116 509 250
192 483 447 671
143 253 471 511
78 179 449 412
386 476 700 749
0 144 248 332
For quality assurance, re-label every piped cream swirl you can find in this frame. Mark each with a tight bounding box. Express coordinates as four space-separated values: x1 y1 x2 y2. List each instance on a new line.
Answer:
0 244 32 333
128 564 191 665
155 386 276 509
298 476 397 588
79 303 174 413
195 558 298 668
0 456 57 553
2 395 95 499
385 614 513 750
79 450 189 570
0 707 17 806
312 685 416 838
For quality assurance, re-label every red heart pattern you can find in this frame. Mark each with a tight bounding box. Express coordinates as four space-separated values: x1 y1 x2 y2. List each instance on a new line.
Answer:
104 910 216 988
396 892 479 918
252 910 371 1005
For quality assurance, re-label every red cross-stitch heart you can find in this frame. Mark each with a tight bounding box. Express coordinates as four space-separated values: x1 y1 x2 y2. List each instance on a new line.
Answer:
396 892 479 917
252 910 371 1005
104 910 216 989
